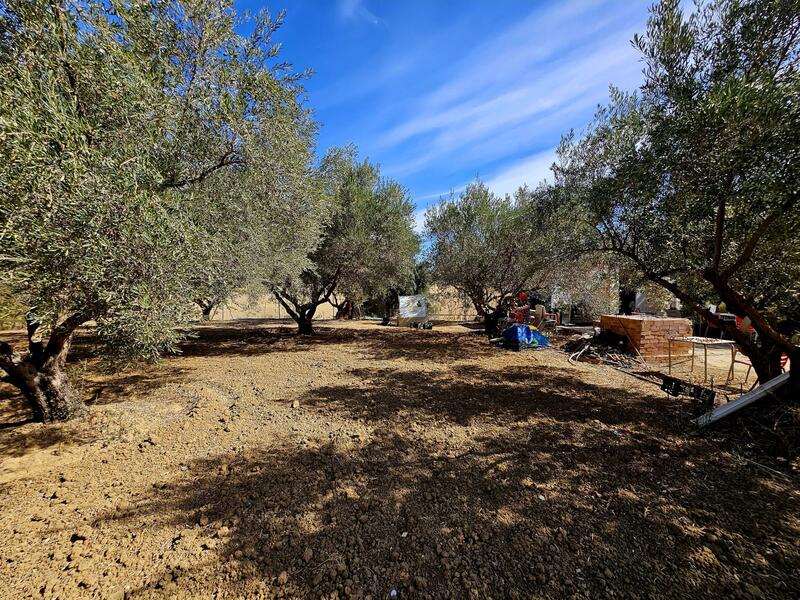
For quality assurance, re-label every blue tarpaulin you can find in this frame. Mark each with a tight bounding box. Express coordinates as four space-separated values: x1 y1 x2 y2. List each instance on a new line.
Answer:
501 323 550 349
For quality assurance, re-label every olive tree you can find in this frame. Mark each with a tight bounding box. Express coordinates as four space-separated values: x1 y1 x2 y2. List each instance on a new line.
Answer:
159 1 322 322
556 0 800 384
543 255 620 320
0 0 321 421
272 146 419 334
188 142 323 322
425 181 557 333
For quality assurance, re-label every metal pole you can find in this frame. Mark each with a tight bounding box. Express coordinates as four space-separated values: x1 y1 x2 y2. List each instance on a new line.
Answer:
668 340 672 375
727 344 735 384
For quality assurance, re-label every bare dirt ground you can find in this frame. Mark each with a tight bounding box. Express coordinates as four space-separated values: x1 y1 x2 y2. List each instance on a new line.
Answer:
1 320 798 600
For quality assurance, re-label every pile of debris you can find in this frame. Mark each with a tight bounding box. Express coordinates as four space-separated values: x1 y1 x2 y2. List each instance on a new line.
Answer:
562 329 646 370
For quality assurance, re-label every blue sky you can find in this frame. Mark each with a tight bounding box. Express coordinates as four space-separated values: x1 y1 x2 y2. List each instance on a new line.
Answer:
237 0 651 226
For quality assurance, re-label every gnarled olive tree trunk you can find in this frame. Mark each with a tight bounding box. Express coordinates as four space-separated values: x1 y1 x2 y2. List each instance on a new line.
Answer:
479 307 505 335
272 290 320 335
468 292 509 335
272 270 341 336
200 304 214 321
297 310 316 335
333 298 353 320
0 315 87 422
641 271 797 388
195 299 217 321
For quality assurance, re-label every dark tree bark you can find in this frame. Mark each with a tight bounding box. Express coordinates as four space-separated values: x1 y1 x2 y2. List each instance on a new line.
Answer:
272 269 341 336
293 301 319 335
470 299 504 335
297 313 315 335
201 304 213 321
273 290 322 335
465 289 512 336
382 289 400 325
333 298 353 320
0 313 88 422
195 299 216 321
482 308 504 335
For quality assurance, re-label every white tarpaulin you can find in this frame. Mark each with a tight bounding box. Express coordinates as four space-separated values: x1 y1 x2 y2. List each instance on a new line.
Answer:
398 295 427 320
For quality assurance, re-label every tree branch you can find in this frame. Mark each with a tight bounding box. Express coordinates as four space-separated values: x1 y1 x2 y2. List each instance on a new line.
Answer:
25 312 45 363
161 150 241 190
44 311 88 359
704 269 797 357
49 0 92 146
272 290 299 322
711 195 726 270
719 208 785 280
317 268 342 306
604 246 784 361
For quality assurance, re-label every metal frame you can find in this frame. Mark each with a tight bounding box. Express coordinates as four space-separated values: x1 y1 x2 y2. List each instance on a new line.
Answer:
668 336 737 383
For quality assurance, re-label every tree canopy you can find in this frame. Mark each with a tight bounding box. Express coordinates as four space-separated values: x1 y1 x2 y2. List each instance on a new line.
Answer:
425 181 563 332
555 0 800 382
0 0 323 420
272 146 419 334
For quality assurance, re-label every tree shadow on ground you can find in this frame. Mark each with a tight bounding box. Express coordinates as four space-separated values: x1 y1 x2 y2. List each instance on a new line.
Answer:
352 329 496 363
85 367 194 407
0 320 315 428
178 321 497 363
4 321 799 598
303 364 690 433
85 421 800 599
1 322 491 427
177 322 307 358
75 354 800 599
0 410 101 459
0 362 195 458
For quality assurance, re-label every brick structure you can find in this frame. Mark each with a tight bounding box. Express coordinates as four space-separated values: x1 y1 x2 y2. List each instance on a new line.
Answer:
600 315 692 361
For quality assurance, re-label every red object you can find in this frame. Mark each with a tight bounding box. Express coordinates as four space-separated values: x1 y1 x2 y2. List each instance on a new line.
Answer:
735 315 754 334
518 292 528 302
510 307 529 323
734 351 789 384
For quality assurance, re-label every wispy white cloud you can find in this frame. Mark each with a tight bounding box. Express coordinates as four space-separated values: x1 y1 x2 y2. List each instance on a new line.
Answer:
337 0 383 25
414 186 464 203
428 1 619 102
377 0 645 183
384 34 637 178
412 148 557 219
381 0 619 147
484 148 558 197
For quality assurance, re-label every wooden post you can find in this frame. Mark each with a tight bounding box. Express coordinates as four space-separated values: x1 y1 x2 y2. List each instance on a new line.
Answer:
704 344 708 382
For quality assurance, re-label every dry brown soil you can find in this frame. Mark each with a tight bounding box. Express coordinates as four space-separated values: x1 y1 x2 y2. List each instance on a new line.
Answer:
1 320 798 600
